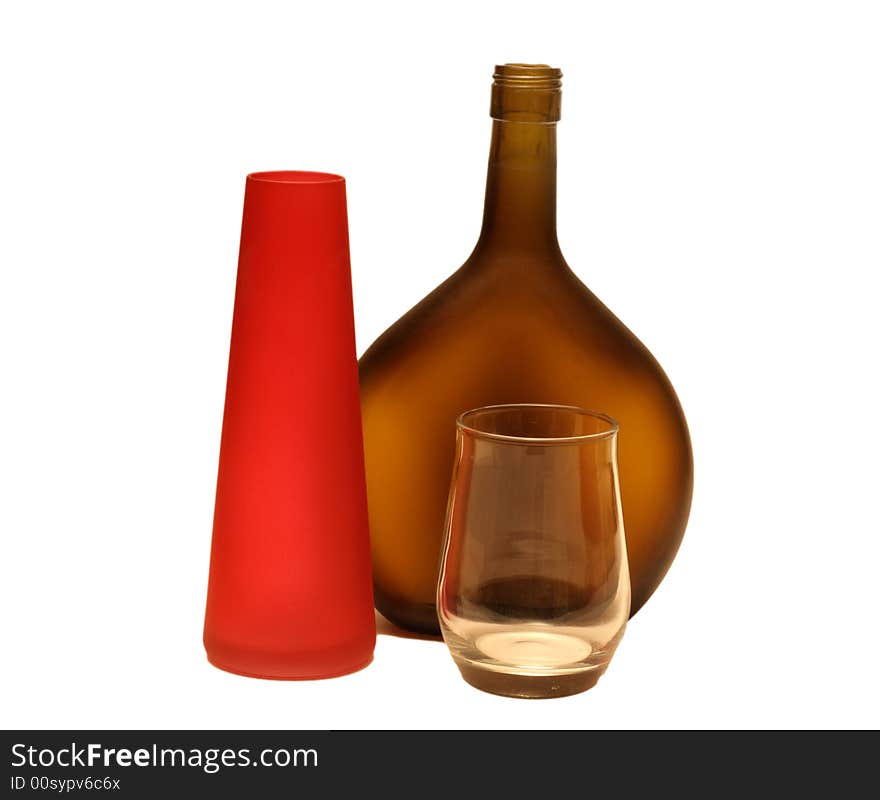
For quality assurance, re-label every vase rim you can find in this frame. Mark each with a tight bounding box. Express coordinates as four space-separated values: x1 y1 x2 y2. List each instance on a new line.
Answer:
247 170 345 185
456 403 619 445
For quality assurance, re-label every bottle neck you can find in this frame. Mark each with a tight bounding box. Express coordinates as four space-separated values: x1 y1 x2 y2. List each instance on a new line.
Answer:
476 119 559 255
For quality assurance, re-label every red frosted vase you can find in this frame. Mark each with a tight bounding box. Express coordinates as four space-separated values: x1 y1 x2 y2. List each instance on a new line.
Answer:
203 171 376 679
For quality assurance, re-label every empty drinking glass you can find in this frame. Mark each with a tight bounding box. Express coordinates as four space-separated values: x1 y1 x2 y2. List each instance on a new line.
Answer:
437 404 630 698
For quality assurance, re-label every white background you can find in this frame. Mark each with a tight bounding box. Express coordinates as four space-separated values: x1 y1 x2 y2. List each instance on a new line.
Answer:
1 1 878 729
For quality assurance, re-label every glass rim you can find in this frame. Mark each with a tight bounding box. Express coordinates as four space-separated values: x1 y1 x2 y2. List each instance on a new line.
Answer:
456 403 619 445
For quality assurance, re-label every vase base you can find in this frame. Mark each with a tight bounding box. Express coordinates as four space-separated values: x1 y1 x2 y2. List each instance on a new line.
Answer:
207 654 373 681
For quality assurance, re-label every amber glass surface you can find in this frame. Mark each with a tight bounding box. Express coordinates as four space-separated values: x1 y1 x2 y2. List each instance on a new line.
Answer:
360 64 693 633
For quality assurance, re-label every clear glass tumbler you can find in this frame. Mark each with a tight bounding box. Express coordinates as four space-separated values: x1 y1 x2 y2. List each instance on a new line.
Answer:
437 404 630 698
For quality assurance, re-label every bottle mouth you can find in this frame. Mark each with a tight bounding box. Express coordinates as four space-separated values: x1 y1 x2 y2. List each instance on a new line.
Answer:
493 63 563 90
491 63 562 123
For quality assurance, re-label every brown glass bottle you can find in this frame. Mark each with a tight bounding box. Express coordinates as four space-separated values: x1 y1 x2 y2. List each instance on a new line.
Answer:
360 64 693 634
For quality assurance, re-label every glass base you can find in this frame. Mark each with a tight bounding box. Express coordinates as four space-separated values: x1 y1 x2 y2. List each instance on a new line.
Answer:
454 659 607 699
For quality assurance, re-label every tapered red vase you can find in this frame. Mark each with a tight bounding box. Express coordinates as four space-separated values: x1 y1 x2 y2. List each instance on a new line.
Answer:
204 171 376 678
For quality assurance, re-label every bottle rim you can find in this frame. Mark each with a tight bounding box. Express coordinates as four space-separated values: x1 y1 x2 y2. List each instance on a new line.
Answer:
493 63 563 89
